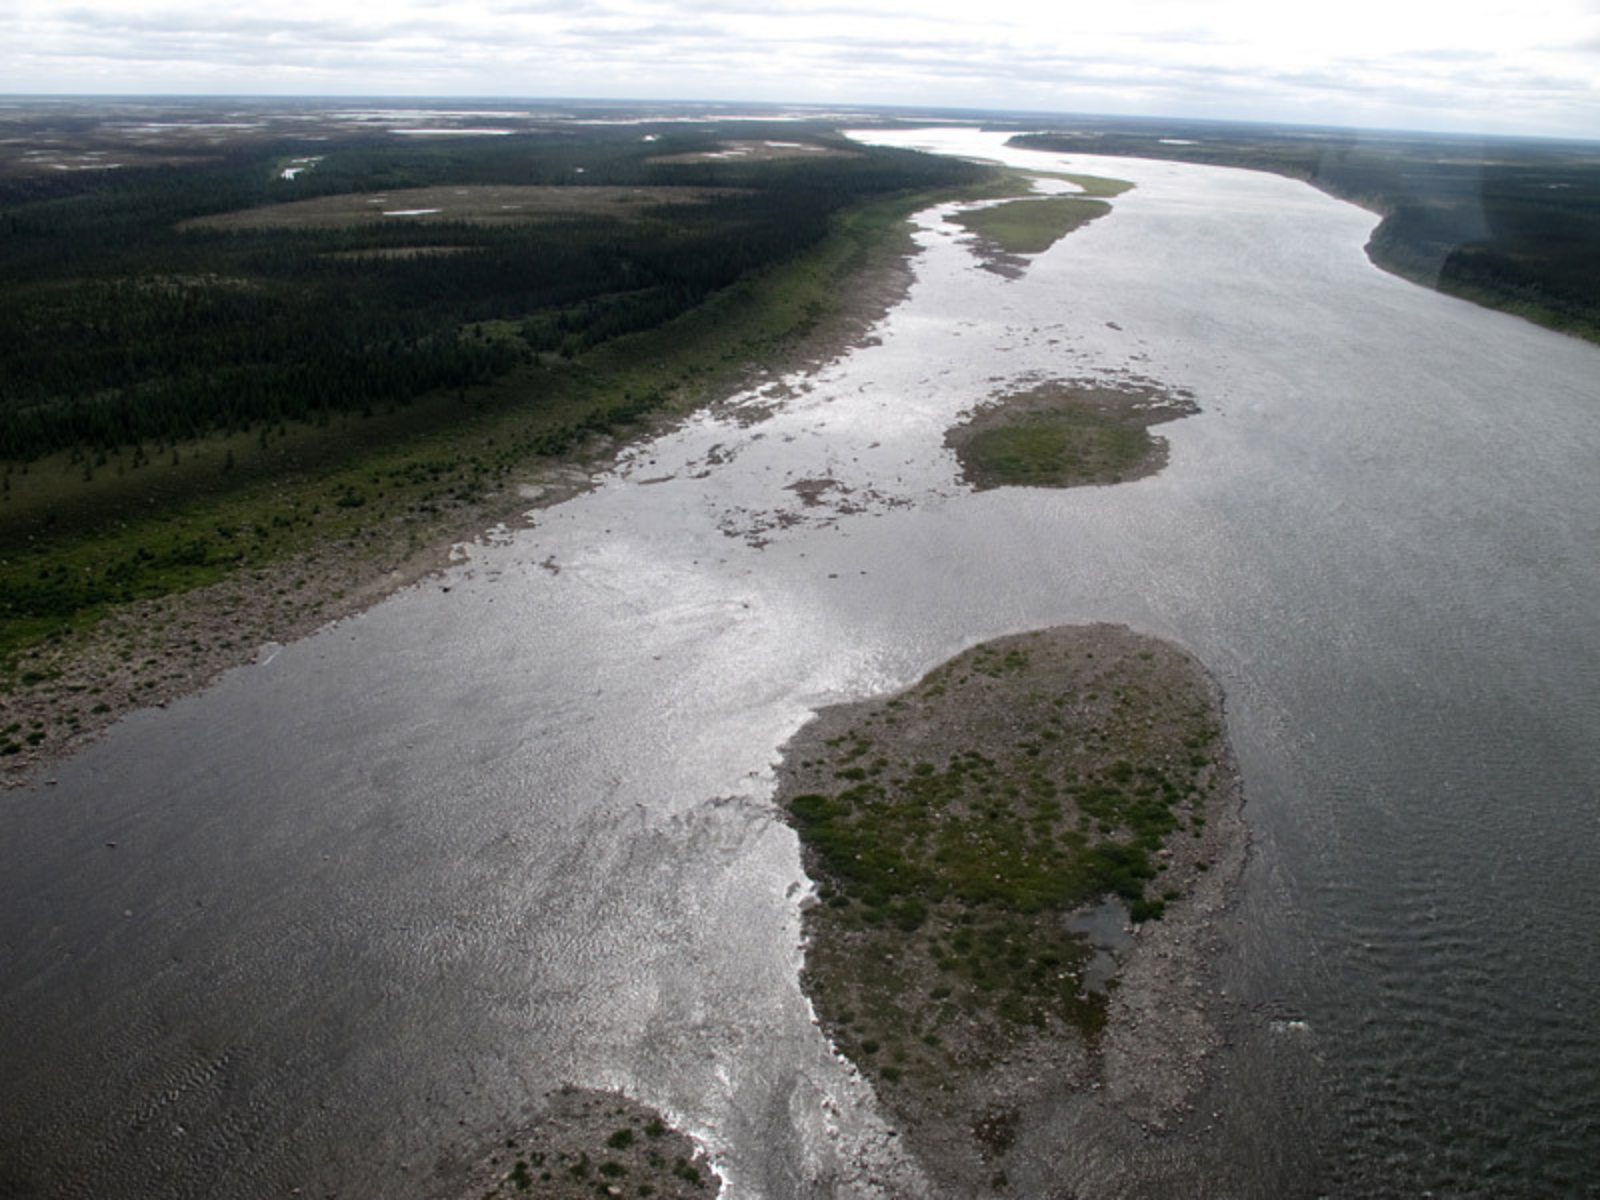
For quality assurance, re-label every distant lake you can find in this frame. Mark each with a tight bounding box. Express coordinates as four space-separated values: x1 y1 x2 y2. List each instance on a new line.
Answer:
2 128 1597 1198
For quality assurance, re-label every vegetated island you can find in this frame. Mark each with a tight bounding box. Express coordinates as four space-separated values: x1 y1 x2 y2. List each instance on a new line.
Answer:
441 1086 719 1199
946 376 1199 489
946 171 1133 278
774 625 1246 1195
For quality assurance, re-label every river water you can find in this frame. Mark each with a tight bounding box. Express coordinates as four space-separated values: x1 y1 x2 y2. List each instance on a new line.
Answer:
2 129 1598 1198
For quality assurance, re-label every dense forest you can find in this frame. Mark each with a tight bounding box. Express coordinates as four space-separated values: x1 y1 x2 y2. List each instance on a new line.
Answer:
0 122 986 462
1011 122 1600 343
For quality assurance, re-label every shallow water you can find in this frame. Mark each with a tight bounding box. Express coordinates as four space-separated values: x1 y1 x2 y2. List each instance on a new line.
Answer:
3 129 1598 1198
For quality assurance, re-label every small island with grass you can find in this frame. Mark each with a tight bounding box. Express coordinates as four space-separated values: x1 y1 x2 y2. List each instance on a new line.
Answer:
946 376 1199 490
0 101 1000 784
446 1086 720 1200
947 171 1133 277
775 625 1246 1194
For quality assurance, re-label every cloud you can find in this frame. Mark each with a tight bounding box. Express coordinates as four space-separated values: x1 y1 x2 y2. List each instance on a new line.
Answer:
3 0 1598 138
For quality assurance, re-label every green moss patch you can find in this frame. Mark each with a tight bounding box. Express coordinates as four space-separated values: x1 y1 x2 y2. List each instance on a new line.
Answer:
948 195 1112 256
946 377 1199 489
1043 172 1137 199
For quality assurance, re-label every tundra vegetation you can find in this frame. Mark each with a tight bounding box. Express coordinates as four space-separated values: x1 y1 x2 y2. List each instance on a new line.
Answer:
946 377 1200 489
945 170 1132 274
948 195 1112 256
776 626 1236 1192
454 1086 719 1199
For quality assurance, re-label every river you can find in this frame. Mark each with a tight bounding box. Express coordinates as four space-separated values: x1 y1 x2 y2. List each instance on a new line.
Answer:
2 128 1597 1198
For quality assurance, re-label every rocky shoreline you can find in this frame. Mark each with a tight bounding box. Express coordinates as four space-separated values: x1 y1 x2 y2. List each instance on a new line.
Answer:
439 1087 721 1200
0 459 598 787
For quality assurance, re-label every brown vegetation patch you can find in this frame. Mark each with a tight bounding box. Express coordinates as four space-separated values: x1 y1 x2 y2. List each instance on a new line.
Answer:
181 184 748 231
0 147 199 179
646 139 858 164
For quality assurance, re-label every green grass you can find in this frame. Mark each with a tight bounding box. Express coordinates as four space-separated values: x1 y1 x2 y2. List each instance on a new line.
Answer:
961 409 1151 486
948 196 1112 255
783 631 1229 1092
1049 172 1137 199
946 378 1199 491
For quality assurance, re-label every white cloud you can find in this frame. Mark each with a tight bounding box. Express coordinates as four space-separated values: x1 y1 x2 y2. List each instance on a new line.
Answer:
3 0 1598 137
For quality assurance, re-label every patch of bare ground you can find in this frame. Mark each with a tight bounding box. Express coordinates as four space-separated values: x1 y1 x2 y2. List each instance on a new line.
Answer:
774 624 1247 1196
947 376 1200 490
438 1086 720 1199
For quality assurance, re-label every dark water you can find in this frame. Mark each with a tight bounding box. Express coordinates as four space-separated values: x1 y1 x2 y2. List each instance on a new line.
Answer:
2 129 1598 1197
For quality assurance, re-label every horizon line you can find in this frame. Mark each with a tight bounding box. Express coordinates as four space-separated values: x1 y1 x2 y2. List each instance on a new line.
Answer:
2 91 1596 147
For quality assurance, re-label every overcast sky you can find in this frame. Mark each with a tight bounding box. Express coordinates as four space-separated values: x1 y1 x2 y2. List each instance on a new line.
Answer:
5 0 1598 139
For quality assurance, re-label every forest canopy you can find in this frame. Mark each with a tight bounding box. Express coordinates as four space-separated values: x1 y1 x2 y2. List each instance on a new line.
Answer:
0 122 986 462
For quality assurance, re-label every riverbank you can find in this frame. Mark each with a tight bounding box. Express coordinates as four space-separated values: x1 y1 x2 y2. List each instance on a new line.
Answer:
0 186 929 787
774 624 1247 1195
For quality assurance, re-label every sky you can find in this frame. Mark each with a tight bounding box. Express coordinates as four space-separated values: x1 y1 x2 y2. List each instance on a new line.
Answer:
4 0 1599 139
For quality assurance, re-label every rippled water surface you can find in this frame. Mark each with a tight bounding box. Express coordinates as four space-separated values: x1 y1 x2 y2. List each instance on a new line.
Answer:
3 129 1598 1198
